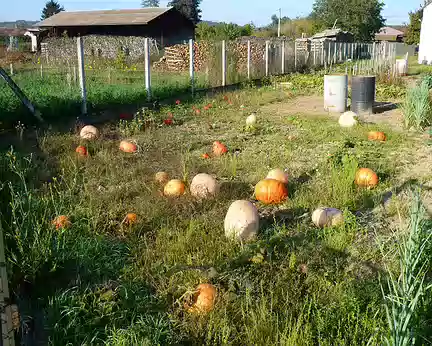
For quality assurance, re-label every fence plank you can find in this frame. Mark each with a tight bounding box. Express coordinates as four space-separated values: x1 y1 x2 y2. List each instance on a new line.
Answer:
144 37 151 101
265 41 269 76
77 36 87 115
222 40 226 86
281 40 285 74
189 39 194 96
247 40 251 79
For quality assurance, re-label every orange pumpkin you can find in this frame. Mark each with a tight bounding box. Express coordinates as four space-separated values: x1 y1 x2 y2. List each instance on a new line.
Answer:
164 179 186 197
123 213 137 226
187 283 217 314
212 141 228 156
368 131 386 142
52 215 71 230
255 179 288 204
355 168 379 188
75 145 88 157
119 140 137 153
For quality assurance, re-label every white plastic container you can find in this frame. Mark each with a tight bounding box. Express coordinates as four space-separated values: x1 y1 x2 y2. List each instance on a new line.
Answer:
324 75 348 113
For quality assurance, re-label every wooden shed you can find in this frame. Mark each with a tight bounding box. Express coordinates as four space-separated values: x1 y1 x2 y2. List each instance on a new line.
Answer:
34 7 195 47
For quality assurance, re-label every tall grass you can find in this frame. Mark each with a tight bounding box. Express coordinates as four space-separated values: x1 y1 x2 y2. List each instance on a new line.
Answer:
401 81 432 130
380 191 432 345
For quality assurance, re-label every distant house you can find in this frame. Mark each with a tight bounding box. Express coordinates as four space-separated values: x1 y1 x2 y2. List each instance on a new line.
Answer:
375 26 404 42
34 7 195 47
309 28 354 42
419 1 432 64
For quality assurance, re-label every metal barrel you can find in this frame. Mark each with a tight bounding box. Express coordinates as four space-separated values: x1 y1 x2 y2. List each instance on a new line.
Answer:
351 76 376 115
324 75 348 113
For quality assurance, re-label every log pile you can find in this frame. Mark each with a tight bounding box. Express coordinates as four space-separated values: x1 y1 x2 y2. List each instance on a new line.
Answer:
153 40 267 73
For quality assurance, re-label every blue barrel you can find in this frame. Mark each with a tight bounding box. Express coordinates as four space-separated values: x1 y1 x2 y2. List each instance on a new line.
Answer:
351 76 375 115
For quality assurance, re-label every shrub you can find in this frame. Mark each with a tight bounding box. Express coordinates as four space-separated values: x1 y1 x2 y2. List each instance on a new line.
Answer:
401 81 431 130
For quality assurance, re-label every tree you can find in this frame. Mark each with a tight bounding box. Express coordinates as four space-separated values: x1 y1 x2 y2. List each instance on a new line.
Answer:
311 0 385 41
405 8 422 45
41 0 64 20
168 0 201 24
141 0 159 7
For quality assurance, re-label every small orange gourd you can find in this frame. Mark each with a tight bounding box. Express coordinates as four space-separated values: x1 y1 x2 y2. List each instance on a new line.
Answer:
52 215 71 230
367 131 386 142
123 213 137 226
212 141 228 156
255 179 288 204
75 145 88 157
119 140 137 153
187 283 217 314
164 179 186 197
355 168 379 188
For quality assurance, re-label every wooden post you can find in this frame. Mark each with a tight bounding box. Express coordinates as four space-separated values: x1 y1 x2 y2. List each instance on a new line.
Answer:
144 37 151 101
247 40 251 79
265 40 269 76
294 41 297 71
189 38 194 96
313 41 316 66
321 42 324 66
77 36 87 115
40 64 43 78
9 63 13 76
339 42 342 62
222 40 226 86
281 40 285 74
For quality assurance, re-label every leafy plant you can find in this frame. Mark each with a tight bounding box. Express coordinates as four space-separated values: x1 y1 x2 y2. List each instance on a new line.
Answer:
401 81 432 130
379 191 432 345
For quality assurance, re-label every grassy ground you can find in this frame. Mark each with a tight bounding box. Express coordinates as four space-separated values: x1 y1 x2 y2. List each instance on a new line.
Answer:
2 81 431 345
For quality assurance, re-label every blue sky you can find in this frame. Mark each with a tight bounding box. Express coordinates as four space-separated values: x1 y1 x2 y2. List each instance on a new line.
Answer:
1 0 419 26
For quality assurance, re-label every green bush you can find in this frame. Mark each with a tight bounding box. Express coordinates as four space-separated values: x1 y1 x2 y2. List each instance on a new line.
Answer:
401 81 432 130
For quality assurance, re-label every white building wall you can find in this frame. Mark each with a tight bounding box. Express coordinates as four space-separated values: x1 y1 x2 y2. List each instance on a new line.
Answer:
419 3 432 64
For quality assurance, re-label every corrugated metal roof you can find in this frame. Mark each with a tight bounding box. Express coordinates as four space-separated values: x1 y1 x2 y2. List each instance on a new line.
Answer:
311 28 350 39
376 26 404 36
35 7 172 27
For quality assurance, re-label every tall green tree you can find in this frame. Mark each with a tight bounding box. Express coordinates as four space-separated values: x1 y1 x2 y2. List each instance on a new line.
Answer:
41 0 64 20
141 0 159 7
310 0 385 41
405 8 422 45
168 0 201 24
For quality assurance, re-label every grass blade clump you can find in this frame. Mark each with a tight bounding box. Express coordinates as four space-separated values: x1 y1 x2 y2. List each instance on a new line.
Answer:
401 81 431 130
380 191 432 345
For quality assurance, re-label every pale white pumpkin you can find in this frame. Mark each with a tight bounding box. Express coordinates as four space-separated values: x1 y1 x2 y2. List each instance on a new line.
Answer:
246 113 257 126
190 173 219 199
80 125 99 139
338 111 358 128
266 168 288 184
224 200 259 241
312 207 344 228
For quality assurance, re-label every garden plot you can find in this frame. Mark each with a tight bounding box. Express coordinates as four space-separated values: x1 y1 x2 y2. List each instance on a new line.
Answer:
1 85 431 345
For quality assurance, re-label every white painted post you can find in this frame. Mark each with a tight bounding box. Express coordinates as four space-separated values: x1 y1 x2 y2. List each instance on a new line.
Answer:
144 37 151 101
189 38 194 96
281 40 285 74
313 41 316 66
222 40 226 86
40 64 43 78
265 40 269 76
321 42 324 66
10 63 13 76
247 40 251 79
339 42 342 62
294 41 297 71
77 36 87 115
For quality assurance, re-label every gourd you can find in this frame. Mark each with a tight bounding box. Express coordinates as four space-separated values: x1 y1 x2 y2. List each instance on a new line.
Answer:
164 179 186 197
224 200 259 241
188 283 217 314
119 140 137 153
190 173 219 199
368 131 386 142
124 213 137 226
312 207 344 227
155 172 169 184
246 113 257 126
355 168 379 188
75 145 88 157
80 125 99 139
266 168 288 184
52 215 71 230
212 141 228 156
338 111 358 128
255 179 288 204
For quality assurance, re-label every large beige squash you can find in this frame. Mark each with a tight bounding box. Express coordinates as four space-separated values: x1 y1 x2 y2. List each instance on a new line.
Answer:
80 125 99 139
246 113 257 126
224 200 259 241
266 168 288 184
338 111 358 128
190 173 219 199
312 207 344 228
